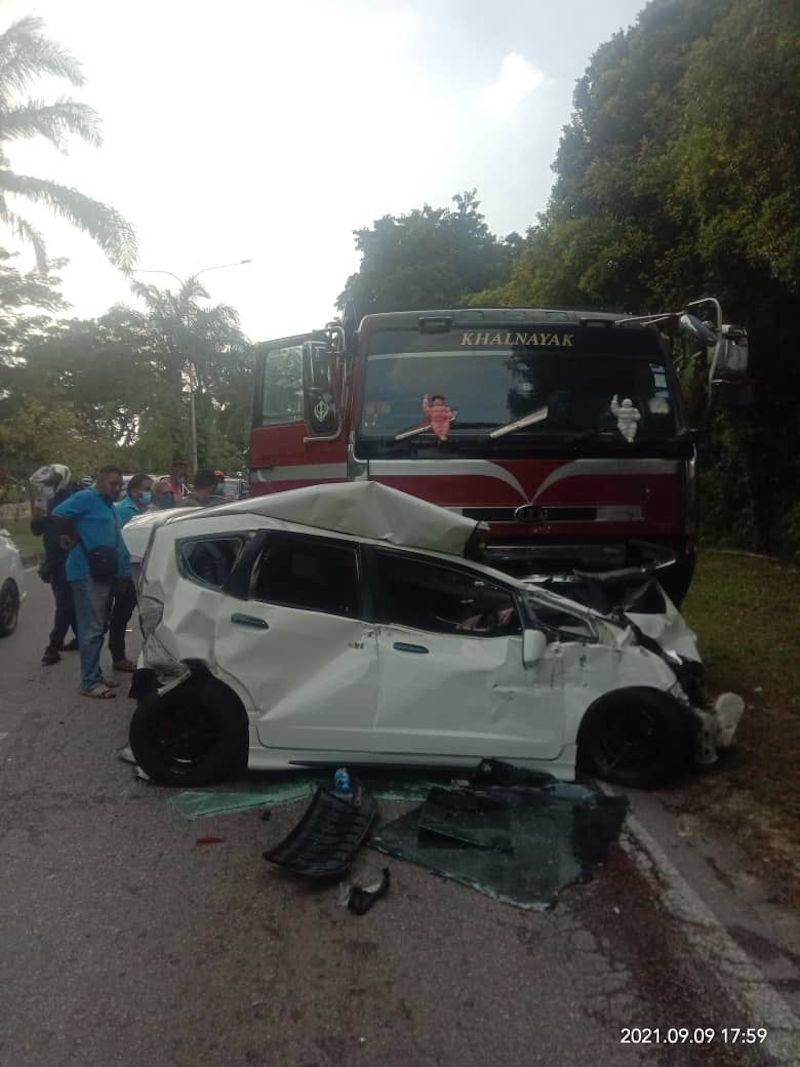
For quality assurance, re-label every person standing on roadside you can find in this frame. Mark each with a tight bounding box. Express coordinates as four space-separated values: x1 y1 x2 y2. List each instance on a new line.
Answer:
108 473 153 673
52 465 126 700
165 460 189 502
182 469 220 508
29 464 80 665
151 476 176 510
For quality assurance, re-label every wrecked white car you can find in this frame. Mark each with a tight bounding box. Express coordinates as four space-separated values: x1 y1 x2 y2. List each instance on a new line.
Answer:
0 527 24 637
123 482 742 788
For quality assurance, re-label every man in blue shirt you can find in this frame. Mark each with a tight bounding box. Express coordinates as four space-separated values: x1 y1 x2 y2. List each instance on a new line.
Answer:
109 473 153 672
53 465 126 699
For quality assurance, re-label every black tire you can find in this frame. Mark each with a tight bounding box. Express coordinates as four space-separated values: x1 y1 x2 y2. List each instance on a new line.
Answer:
0 579 20 637
129 677 249 786
578 687 692 788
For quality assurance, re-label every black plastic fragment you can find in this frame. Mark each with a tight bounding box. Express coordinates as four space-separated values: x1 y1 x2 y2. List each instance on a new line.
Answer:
347 867 391 915
470 758 558 790
263 783 377 880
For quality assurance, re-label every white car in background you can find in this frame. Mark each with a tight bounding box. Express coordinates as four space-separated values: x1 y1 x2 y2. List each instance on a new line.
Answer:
0 528 24 637
122 482 743 789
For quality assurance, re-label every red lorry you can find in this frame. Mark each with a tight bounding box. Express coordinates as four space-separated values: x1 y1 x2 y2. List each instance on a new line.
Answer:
249 303 749 605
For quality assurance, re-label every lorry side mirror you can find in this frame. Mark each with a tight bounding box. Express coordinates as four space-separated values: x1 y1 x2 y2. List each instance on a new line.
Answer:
709 326 752 408
302 342 340 437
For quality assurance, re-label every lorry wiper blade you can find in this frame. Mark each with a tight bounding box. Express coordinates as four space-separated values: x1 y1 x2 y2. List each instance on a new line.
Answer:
488 406 549 439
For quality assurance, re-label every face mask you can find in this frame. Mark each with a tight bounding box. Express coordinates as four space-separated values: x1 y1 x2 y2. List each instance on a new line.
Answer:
139 491 152 507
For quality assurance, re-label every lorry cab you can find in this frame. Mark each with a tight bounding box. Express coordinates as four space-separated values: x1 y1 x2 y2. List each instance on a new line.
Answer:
250 304 749 605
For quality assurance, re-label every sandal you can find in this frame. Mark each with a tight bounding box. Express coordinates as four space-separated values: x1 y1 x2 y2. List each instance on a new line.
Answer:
81 684 117 700
113 659 136 672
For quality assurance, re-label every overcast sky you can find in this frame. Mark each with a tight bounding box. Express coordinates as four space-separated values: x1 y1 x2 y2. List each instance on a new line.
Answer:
3 0 645 340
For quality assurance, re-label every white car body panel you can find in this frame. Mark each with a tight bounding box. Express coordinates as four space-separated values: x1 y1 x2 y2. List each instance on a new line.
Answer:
373 625 564 760
0 529 25 597
126 482 739 779
214 592 380 752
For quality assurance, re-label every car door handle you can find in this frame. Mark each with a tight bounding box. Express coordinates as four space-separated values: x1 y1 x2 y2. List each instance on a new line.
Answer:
231 613 269 629
393 641 429 654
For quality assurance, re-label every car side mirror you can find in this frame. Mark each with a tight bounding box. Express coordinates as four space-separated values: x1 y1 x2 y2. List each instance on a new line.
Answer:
522 629 547 667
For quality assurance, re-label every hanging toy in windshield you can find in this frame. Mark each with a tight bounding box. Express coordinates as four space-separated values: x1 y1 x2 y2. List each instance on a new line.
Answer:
422 393 457 442
610 395 641 443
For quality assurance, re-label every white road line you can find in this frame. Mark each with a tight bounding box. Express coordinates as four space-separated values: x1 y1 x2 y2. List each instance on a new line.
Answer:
602 784 800 1063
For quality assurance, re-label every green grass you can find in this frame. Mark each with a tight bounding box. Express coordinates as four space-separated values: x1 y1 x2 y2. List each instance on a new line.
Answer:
0 517 42 558
681 549 800 884
684 550 800 705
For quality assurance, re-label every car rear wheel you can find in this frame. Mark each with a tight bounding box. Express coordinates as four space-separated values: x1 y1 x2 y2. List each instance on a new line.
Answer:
578 688 692 788
0 579 20 637
129 677 248 786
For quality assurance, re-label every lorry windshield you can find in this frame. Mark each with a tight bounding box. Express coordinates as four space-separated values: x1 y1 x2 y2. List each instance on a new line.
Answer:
360 331 678 442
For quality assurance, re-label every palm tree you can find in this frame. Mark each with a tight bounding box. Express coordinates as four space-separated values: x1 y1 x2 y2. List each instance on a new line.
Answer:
0 15 137 270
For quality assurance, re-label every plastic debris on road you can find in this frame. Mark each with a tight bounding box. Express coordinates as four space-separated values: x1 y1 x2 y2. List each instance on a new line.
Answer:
264 782 378 879
370 760 628 910
347 867 391 915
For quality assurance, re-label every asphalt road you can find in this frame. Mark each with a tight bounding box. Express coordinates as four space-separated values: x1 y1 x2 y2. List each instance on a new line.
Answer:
0 578 796 1066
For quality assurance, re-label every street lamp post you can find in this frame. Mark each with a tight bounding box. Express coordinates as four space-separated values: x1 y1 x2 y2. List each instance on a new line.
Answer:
132 259 252 474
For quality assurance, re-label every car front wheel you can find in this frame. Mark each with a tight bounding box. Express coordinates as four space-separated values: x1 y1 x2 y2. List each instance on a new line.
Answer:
0 579 20 637
129 677 249 786
578 687 692 788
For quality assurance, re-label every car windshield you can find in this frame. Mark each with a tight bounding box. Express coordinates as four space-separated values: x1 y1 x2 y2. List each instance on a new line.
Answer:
360 328 677 443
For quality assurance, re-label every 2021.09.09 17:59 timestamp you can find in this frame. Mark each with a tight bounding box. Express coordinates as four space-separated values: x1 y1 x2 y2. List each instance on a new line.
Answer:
620 1027 768 1045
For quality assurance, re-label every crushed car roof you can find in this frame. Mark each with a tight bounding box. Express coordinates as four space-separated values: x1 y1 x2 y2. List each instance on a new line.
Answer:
122 481 484 560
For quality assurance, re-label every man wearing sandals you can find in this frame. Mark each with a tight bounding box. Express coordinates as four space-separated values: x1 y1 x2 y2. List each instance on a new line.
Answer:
53 466 126 700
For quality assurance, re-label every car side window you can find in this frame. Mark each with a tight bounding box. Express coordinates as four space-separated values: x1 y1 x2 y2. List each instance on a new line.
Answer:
250 534 360 618
179 536 246 589
374 551 521 637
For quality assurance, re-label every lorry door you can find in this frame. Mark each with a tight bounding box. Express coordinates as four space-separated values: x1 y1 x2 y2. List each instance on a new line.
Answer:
250 334 347 494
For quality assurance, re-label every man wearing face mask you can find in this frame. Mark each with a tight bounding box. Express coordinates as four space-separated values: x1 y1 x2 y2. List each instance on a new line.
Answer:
53 465 127 699
109 473 154 672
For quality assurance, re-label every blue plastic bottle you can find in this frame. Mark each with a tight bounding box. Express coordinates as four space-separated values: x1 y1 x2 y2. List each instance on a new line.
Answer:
334 768 351 797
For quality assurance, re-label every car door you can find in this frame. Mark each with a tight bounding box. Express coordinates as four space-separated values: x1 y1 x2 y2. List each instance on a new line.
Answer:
368 549 565 760
213 531 379 753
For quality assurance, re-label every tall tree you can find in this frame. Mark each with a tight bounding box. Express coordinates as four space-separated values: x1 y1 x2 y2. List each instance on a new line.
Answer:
0 15 136 269
338 190 521 315
471 0 800 555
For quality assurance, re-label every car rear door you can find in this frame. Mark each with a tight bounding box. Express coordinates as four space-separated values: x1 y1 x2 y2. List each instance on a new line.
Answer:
213 531 379 753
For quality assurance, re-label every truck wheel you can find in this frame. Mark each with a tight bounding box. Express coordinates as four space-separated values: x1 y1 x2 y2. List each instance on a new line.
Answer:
0 579 20 637
129 677 248 786
578 687 692 788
